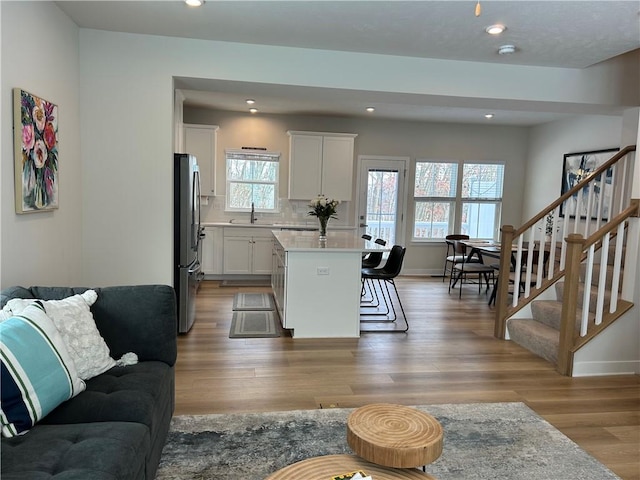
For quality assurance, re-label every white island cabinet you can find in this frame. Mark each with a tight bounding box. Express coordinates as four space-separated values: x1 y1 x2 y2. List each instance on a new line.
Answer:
271 230 386 338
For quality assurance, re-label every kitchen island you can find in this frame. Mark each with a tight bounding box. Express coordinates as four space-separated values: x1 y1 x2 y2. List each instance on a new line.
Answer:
271 230 387 338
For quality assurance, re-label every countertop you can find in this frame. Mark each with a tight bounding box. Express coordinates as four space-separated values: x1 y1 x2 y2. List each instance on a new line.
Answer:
202 221 357 231
273 230 388 253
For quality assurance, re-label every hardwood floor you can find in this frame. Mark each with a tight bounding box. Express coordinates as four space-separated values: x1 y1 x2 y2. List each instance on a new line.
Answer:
176 277 640 479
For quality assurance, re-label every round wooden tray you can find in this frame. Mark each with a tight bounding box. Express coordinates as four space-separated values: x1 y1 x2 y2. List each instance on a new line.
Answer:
265 454 436 479
347 403 443 468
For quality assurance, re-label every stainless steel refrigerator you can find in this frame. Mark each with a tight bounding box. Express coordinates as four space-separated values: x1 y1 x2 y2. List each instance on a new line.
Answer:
174 153 203 333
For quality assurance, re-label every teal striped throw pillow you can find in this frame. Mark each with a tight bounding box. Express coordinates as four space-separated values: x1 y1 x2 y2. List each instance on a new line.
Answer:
1 301 85 437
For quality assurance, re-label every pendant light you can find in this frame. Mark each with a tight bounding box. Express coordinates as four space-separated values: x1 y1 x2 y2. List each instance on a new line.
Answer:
475 1 482 17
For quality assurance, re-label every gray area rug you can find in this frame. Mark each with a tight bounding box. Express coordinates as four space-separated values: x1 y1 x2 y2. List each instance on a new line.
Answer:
229 310 280 338
156 403 620 480
233 292 275 311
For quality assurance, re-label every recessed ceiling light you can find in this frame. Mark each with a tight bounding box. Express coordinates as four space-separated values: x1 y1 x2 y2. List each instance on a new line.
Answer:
498 45 516 55
366 107 375 113
249 108 258 114
185 0 204 7
485 113 495 119
246 99 256 105
485 24 506 35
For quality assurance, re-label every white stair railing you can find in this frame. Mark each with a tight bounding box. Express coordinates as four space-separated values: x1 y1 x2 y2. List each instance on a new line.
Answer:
494 146 636 341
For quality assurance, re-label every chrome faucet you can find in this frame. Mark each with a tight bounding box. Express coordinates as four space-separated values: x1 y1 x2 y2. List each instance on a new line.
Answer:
250 202 256 224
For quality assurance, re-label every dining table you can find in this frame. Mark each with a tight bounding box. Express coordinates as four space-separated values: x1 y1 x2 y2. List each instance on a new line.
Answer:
461 240 505 260
457 240 522 305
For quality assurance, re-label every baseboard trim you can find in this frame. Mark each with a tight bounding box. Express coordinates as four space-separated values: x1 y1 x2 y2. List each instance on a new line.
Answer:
572 360 640 377
401 269 443 277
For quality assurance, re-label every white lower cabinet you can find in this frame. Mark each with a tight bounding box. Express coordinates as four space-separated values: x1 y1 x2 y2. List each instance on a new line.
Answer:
252 237 275 274
223 228 274 275
201 227 222 275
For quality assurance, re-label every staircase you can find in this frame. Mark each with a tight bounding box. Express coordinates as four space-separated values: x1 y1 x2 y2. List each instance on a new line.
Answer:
508 243 631 367
493 145 638 376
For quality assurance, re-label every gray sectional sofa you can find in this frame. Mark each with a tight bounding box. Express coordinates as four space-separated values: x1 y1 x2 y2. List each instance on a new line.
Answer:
0 284 177 480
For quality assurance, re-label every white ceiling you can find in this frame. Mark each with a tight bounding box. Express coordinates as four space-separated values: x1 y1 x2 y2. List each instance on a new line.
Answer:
57 0 640 126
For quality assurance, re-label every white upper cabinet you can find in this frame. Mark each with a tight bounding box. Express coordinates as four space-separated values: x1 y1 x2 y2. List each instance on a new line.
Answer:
184 124 219 196
287 131 357 201
321 135 357 200
288 134 323 200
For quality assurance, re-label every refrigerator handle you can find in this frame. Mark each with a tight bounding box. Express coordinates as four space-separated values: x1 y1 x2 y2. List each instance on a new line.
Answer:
188 260 201 275
192 168 202 251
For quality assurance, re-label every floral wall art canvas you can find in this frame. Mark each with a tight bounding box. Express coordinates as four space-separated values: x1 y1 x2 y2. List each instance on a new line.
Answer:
13 88 59 213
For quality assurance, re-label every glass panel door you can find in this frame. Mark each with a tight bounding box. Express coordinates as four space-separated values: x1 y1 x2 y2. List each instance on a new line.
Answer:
358 157 408 246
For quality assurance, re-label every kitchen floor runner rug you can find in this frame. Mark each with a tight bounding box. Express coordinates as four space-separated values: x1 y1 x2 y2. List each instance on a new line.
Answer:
156 402 620 480
232 292 275 311
229 310 280 338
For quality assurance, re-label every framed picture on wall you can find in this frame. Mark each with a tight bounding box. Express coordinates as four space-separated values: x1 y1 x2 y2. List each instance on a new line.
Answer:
13 88 59 214
559 147 619 220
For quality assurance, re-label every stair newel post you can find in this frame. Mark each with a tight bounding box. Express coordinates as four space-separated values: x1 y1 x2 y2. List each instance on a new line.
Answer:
494 225 515 339
557 233 585 376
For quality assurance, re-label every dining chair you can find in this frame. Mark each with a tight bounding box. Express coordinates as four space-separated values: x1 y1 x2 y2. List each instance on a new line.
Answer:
361 239 388 299
362 233 382 276
448 249 495 299
360 235 373 263
362 238 386 269
442 234 479 282
360 245 408 332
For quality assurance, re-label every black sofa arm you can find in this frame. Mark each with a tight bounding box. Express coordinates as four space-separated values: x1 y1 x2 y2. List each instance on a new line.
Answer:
0 284 177 366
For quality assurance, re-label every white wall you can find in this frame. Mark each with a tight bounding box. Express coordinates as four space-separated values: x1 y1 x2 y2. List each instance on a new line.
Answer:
1 2 635 376
0 2 82 288
1 3 3 275
186 108 530 273
75 26 636 286
2 3 636 287
524 115 623 218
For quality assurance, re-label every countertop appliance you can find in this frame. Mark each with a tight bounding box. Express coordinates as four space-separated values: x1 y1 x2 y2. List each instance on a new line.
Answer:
174 153 204 333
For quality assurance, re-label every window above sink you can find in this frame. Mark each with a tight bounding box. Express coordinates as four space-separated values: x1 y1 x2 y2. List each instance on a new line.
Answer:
225 149 280 214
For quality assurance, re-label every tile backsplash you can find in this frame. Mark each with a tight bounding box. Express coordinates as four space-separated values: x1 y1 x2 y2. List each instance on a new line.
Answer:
201 196 351 226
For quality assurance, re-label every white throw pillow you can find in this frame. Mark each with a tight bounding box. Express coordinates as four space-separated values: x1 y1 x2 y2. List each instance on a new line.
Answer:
1 291 116 380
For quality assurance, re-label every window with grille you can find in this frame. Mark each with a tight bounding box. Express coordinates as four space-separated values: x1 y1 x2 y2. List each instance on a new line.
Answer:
225 150 280 212
413 160 504 240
